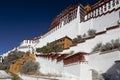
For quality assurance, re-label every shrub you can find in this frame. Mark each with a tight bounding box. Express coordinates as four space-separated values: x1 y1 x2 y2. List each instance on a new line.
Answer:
11 73 22 80
20 60 40 74
87 29 96 36
77 35 82 39
72 38 79 44
101 42 113 52
1 51 25 70
36 48 42 53
72 36 84 45
111 39 120 49
82 33 86 38
92 43 102 52
92 39 120 53
36 42 63 54
77 35 84 42
100 44 106 52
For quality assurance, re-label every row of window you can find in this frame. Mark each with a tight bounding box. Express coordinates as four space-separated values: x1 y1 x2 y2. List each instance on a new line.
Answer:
87 0 119 19
60 8 77 25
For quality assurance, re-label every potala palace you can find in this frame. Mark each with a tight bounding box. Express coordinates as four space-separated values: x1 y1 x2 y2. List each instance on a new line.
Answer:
1 0 120 80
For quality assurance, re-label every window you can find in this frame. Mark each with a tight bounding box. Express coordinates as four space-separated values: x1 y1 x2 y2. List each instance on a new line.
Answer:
98 8 99 15
59 23 62 28
116 0 119 5
101 6 103 13
91 12 93 17
112 0 115 7
104 4 107 11
108 2 111 9
87 14 89 19
95 9 98 16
